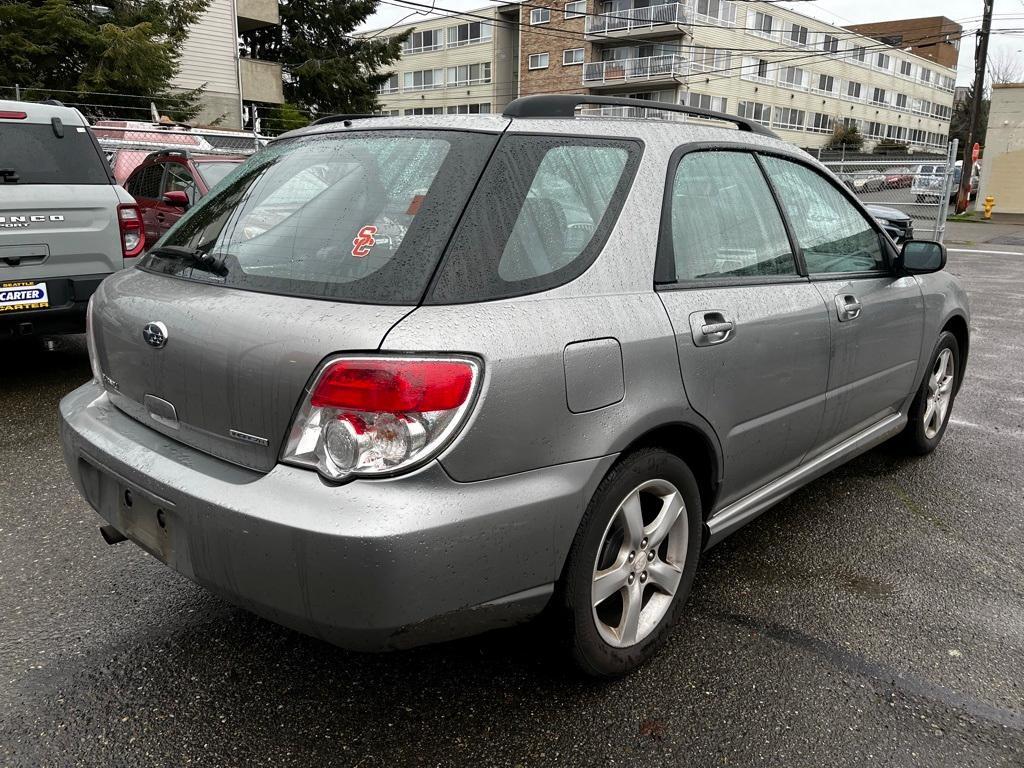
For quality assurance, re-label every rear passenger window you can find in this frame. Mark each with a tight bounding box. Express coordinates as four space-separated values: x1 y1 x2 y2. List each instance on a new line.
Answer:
128 164 163 200
162 163 197 204
760 156 884 273
429 135 640 303
667 151 796 281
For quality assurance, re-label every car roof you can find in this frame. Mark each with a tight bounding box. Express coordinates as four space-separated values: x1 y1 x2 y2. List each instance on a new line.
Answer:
278 113 800 156
0 98 88 126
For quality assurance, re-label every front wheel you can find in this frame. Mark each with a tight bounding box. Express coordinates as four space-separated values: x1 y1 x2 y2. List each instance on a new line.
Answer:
899 331 960 454
561 448 702 676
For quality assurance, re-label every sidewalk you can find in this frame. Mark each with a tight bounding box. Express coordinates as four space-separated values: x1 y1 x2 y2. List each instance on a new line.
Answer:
944 218 1024 246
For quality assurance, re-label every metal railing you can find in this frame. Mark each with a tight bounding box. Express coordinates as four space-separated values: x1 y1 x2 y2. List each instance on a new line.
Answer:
585 2 687 35
582 54 689 85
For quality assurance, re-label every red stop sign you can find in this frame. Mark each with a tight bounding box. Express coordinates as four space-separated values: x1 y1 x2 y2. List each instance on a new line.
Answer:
972 142 981 163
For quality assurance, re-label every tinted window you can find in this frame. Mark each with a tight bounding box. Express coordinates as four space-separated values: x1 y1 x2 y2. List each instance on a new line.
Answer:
162 163 197 204
0 123 109 184
761 156 884 273
195 161 238 189
142 130 498 305
430 135 640 303
667 151 796 281
128 164 163 199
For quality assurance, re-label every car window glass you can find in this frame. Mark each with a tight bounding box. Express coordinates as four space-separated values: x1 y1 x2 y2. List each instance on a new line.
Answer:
0 123 109 184
129 164 163 200
669 151 796 280
162 163 197 204
195 161 237 189
146 130 498 305
761 156 884 273
498 145 628 281
429 135 640 304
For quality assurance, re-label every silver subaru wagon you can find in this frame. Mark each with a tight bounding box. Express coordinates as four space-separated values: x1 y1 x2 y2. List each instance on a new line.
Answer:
59 96 969 676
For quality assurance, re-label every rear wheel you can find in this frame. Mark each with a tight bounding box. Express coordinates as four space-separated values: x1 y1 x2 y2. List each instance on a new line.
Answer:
899 331 960 454
561 449 702 676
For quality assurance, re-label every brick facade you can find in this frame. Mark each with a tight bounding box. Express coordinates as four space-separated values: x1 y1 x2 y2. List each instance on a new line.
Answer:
519 0 593 99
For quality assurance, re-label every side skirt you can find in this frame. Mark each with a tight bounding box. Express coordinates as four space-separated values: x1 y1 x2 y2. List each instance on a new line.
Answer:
704 413 905 549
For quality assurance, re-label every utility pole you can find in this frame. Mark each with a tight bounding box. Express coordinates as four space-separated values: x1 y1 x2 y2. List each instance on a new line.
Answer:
957 0 995 213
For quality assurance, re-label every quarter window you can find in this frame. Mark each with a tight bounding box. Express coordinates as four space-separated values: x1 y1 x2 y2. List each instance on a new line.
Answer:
129 164 163 199
760 156 885 274
667 151 796 281
162 163 197 205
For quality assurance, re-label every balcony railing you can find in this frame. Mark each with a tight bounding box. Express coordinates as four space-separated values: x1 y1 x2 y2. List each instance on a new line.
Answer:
585 3 687 35
582 54 689 85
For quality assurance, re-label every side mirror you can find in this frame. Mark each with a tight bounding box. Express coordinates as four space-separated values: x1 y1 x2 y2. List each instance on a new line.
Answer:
162 190 190 208
898 240 946 274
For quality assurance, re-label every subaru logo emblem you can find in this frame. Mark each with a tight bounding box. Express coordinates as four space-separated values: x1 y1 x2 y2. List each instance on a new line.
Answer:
142 321 168 349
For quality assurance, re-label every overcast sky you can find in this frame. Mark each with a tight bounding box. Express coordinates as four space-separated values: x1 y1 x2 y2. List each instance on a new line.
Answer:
358 0 1024 86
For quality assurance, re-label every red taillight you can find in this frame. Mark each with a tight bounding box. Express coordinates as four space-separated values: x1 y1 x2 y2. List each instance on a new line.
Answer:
117 203 145 258
311 359 474 413
283 355 481 480
0 111 27 120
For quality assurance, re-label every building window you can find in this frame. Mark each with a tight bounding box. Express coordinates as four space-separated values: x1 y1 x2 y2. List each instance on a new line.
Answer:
404 107 444 115
530 7 550 24
528 52 550 69
446 62 492 86
737 100 771 126
377 74 399 94
875 52 890 70
866 121 885 139
772 107 805 131
752 11 773 37
894 93 908 110
808 113 835 134
788 24 808 45
403 68 445 91
446 103 492 114
693 0 736 24
377 109 400 116
447 21 492 46
741 57 771 82
689 45 730 73
564 1 585 19
815 73 835 93
779 66 805 89
563 48 584 65
899 60 913 77
886 125 906 141
403 29 443 54
682 92 727 112
871 87 887 106
821 34 839 53
919 68 932 83
846 81 862 99
850 45 866 63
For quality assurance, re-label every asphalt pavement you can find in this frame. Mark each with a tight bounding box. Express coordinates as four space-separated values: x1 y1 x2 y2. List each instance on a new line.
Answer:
1 248 1022 767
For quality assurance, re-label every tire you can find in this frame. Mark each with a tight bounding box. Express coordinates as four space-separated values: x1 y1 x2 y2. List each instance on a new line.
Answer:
898 331 960 455
560 448 702 677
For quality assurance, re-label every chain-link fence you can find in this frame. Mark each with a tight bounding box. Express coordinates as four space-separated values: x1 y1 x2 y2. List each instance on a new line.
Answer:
817 140 959 243
89 121 268 185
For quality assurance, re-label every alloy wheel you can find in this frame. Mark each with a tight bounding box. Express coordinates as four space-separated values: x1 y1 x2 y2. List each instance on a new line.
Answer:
924 348 955 439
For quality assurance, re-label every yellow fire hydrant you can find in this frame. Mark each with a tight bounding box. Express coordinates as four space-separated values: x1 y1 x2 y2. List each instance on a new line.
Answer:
983 196 996 219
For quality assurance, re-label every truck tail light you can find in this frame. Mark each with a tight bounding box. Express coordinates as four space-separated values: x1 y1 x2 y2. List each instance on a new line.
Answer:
117 203 145 259
282 356 482 481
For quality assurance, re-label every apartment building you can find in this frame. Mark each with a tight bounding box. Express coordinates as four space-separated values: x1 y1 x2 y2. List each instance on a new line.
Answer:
846 16 961 69
517 0 958 153
172 0 285 129
368 5 520 116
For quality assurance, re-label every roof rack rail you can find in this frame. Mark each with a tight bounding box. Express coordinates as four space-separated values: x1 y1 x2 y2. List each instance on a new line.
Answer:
310 113 377 126
502 95 777 138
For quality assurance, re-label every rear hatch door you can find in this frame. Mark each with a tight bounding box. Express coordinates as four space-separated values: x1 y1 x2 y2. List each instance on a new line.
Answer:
0 115 124 284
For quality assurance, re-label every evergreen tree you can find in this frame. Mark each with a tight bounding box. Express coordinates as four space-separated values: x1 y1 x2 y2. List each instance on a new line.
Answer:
949 87 989 155
0 0 209 120
824 124 865 151
240 0 407 117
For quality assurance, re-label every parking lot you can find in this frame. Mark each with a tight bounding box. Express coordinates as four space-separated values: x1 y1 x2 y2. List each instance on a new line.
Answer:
1 245 1022 766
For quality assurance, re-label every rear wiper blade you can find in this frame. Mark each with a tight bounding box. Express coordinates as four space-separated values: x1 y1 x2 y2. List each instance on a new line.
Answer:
149 245 229 277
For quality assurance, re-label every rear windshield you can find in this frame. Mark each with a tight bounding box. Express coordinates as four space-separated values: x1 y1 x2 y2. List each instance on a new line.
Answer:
195 161 238 189
0 123 111 184
142 130 498 305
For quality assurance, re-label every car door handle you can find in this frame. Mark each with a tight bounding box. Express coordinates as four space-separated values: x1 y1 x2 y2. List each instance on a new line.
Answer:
689 311 736 347
835 294 862 322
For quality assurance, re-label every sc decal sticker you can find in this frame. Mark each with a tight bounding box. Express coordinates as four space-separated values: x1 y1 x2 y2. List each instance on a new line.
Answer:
351 225 378 258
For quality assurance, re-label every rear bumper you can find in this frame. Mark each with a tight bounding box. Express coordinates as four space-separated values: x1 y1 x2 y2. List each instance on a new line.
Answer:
0 272 108 336
59 381 614 650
